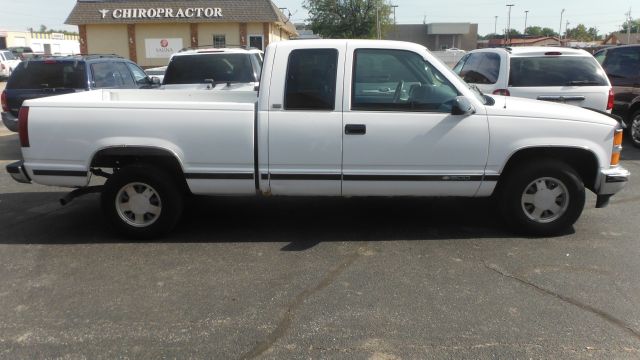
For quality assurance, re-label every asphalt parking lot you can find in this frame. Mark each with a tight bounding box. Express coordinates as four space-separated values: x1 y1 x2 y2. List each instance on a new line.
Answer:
0 81 639 358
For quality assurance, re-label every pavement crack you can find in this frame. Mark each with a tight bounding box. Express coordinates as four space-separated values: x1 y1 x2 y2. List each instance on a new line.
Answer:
484 262 640 342
238 251 362 359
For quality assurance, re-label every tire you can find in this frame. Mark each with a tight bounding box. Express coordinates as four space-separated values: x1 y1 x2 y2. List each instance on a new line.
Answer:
498 160 585 236
629 110 640 148
101 164 183 239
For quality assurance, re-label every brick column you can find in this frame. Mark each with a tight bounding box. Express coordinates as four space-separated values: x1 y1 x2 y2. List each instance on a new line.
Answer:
190 23 198 47
239 23 247 47
263 23 270 48
79 25 88 54
127 24 137 62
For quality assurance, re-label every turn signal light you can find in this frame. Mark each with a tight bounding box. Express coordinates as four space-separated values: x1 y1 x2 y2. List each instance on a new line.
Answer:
611 128 623 166
613 129 623 146
611 152 620 166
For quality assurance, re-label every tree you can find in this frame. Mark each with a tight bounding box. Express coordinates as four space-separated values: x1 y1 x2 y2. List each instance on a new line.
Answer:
566 24 593 41
523 26 557 37
304 0 393 39
540 27 558 37
621 18 639 33
39 24 48 32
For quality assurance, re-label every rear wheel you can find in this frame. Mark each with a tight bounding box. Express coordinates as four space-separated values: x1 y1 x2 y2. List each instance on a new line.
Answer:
498 160 585 236
101 164 183 239
630 110 640 148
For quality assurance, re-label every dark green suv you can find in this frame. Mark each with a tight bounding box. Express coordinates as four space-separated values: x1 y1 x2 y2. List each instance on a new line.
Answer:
595 45 640 147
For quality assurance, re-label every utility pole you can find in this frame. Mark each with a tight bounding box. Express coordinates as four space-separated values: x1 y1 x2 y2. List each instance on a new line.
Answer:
506 4 514 45
559 8 565 39
391 5 398 40
376 7 380 39
566 21 570 39
494 16 498 37
524 10 529 35
626 8 632 45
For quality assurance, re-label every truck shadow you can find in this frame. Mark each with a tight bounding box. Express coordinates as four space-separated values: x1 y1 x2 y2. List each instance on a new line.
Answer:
0 192 571 246
621 137 640 161
0 132 21 161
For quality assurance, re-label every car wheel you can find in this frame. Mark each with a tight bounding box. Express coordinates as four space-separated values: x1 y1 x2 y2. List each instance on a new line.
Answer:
101 164 183 239
499 160 585 236
630 110 640 148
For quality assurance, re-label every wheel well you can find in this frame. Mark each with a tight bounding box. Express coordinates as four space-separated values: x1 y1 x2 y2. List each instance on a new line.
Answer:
91 146 189 191
498 147 599 192
627 102 640 122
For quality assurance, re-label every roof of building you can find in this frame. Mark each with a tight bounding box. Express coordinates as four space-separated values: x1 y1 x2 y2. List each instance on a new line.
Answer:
603 32 640 45
66 0 297 35
488 36 561 46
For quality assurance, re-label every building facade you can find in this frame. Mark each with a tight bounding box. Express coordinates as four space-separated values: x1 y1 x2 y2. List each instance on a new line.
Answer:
0 31 80 55
385 23 478 51
65 0 297 67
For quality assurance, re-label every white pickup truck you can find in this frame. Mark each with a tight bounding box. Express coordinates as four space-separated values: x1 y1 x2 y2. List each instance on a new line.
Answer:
7 40 630 238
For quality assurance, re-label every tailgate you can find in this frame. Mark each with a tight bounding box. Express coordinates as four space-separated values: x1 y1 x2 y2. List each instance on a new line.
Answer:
509 86 610 111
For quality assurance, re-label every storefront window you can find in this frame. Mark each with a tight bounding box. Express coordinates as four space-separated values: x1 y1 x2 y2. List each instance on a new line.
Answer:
213 35 226 48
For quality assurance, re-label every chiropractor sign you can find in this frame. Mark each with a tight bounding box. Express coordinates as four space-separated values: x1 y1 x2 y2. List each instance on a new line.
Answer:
99 7 223 19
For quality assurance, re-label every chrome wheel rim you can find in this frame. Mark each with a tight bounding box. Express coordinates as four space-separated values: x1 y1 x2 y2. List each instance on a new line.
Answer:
521 177 569 223
115 182 162 228
632 115 640 145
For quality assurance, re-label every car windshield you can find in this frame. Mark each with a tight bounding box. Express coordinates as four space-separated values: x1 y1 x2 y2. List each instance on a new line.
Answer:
509 56 608 87
2 51 17 60
163 53 258 84
7 61 86 89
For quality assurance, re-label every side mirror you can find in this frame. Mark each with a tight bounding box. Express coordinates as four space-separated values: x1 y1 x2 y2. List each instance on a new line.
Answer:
151 77 161 86
451 96 475 116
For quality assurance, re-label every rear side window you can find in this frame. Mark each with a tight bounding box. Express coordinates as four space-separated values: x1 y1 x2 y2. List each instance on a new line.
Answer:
7 61 86 89
91 62 135 88
284 49 338 110
1 51 17 61
163 53 258 84
601 47 640 80
509 56 608 87
457 52 501 84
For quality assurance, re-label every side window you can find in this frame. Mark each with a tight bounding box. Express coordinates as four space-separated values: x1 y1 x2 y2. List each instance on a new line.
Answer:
284 49 338 111
603 48 640 80
452 54 470 74
91 62 134 88
126 62 151 86
594 50 606 64
458 52 500 84
352 49 459 112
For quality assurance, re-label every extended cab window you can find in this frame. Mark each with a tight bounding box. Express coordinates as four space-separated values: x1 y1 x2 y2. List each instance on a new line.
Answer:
457 52 500 84
352 49 459 112
284 49 338 110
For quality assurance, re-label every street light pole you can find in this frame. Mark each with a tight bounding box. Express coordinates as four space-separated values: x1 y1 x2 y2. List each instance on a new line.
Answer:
524 10 529 35
559 8 565 39
506 4 514 45
391 4 398 40
494 16 498 37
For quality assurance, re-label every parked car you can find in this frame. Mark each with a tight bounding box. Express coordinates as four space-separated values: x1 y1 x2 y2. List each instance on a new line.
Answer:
6 40 628 238
7 46 36 60
453 47 613 112
1 54 159 132
144 65 167 83
0 50 21 79
162 47 263 90
594 45 640 147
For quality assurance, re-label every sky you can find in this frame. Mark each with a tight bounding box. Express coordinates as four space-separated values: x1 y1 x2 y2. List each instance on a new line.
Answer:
0 0 635 37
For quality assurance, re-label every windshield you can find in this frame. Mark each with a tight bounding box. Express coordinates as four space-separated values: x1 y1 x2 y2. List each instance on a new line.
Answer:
1 51 17 60
163 53 259 85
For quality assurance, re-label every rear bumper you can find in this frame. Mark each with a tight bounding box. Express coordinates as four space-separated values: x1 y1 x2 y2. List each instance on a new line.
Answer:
6 160 31 184
1 111 18 132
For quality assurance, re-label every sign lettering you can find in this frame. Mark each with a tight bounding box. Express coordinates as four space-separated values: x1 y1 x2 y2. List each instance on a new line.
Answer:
99 7 223 19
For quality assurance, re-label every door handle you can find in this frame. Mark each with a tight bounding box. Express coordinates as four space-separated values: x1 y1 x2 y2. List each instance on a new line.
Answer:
345 124 366 135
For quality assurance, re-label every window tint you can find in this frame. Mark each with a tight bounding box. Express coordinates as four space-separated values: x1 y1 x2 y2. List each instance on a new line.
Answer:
602 47 640 80
457 52 500 84
284 49 338 110
91 62 135 88
126 62 151 86
352 49 459 112
7 61 86 89
163 53 258 84
509 56 609 87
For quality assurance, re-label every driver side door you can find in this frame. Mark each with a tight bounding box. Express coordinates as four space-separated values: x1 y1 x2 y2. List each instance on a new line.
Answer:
341 47 490 197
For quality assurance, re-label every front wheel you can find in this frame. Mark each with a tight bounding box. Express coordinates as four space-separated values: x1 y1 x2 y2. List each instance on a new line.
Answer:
498 160 585 236
629 110 640 148
101 164 183 239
